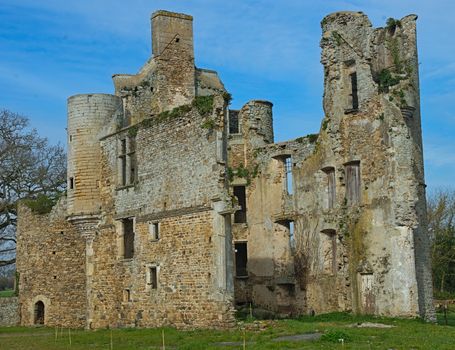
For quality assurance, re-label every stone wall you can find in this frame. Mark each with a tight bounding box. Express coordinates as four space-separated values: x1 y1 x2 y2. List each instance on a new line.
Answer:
0 297 19 327
83 94 235 329
15 10 434 329
16 199 87 328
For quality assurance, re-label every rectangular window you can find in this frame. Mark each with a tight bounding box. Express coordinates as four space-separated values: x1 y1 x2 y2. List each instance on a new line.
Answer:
350 72 359 110
235 242 248 277
149 222 159 240
323 167 336 208
229 110 239 134
280 220 295 249
123 218 134 259
129 137 136 184
321 230 336 274
119 137 136 186
69 177 74 190
147 266 158 289
123 289 132 302
233 186 247 223
119 139 127 186
345 161 360 205
289 221 295 248
284 156 293 194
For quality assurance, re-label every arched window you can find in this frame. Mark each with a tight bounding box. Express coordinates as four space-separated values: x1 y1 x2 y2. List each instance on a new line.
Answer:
34 301 45 325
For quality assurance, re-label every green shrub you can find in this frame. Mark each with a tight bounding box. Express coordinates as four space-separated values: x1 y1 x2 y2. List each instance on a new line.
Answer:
192 95 214 117
321 330 352 342
386 17 402 33
307 134 319 143
378 69 401 92
222 92 232 105
200 118 215 130
23 194 58 215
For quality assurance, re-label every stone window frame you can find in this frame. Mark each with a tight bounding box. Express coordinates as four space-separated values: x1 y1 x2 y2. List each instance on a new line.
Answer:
344 160 361 206
344 60 359 114
123 288 132 303
117 216 136 260
228 110 241 135
69 176 75 190
29 295 50 326
320 229 337 275
234 241 248 278
146 263 160 291
233 186 247 224
148 221 160 241
284 155 293 195
322 166 336 209
117 135 137 188
279 219 296 250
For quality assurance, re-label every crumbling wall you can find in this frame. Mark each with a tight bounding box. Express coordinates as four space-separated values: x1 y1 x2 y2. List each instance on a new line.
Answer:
290 11 434 320
16 199 86 327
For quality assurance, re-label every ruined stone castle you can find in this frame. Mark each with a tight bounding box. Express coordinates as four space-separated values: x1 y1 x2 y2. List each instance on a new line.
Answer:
16 10 435 329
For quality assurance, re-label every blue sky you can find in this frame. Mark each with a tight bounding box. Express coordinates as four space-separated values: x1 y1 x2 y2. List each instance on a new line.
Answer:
1 0 454 191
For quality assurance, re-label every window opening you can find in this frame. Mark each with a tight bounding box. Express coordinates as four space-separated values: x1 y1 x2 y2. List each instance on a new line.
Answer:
69 177 74 190
289 221 295 248
284 156 293 194
235 242 248 277
119 137 136 186
34 301 45 325
149 222 159 240
279 220 295 249
119 139 127 186
129 137 136 184
323 167 336 208
148 267 158 289
350 72 359 110
229 110 239 134
124 289 132 302
233 186 247 223
321 229 337 274
123 218 134 259
345 161 360 205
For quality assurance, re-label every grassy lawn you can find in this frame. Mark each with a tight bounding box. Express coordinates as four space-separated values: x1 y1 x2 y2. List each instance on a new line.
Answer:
0 289 15 297
0 312 454 349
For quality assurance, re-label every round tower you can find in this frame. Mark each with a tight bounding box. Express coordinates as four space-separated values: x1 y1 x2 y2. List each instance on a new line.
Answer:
241 100 274 146
67 94 122 217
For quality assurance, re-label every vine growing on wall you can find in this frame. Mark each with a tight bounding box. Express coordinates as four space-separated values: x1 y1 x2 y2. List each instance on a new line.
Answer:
227 163 259 185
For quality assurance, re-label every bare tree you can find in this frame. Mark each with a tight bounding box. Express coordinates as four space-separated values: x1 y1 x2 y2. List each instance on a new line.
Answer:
0 109 66 267
427 189 455 296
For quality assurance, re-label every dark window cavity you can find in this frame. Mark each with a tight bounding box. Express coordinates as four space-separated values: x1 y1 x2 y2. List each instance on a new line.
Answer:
229 110 240 134
233 186 247 223
124 289 132 302
235 242 248 277
350 72 359 110
123 218 135 259
34 301 45 325
129 137 136 183
148 267 158 289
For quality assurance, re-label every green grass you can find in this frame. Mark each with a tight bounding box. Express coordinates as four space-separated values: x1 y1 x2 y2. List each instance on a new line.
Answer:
0 313 454 349
0 289 15 297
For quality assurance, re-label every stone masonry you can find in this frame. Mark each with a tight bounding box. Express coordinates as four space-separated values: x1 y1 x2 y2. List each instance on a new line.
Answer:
15 10 435 329
0 297 19 327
